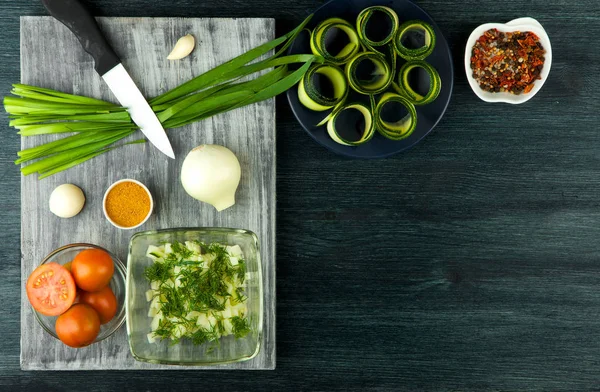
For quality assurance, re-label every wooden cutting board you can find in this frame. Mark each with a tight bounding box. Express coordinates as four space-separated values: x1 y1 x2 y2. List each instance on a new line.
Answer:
19 16 276 370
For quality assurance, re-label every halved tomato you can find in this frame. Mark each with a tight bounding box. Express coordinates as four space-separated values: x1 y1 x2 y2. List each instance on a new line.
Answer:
26 262 76 316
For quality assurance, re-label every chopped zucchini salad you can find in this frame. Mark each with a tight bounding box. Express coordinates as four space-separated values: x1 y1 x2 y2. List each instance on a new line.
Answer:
144 240 252 346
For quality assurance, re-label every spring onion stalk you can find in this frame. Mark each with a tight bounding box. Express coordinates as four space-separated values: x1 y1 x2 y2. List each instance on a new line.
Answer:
20 131 137 176
38 140 146 180
150 14 313 105
16 128 135 162
4 15 321 179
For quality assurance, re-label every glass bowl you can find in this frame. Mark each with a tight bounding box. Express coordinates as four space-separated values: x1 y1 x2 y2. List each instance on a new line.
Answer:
126 227 263 366
32 243 127 343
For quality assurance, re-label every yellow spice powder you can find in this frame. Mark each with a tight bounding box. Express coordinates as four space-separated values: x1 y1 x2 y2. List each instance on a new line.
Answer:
105 181 151 227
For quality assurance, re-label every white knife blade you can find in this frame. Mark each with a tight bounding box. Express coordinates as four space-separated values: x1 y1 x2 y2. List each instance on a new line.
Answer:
103 64 175 159
41 0 175 159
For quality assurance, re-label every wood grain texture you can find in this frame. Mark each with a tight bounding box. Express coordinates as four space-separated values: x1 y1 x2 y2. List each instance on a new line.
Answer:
19 16 276 370
0 0 599 389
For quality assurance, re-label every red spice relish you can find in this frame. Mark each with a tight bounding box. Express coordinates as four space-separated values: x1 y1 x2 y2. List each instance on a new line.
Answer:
470 29 545 94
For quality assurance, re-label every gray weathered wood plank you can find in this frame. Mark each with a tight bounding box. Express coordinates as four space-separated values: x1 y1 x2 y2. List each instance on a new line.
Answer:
20 16 276 370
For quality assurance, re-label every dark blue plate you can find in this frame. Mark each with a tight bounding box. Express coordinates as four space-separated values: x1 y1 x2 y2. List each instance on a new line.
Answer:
286 0 454 158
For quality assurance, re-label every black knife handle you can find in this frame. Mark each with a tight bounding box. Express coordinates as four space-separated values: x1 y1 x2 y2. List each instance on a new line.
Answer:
41 0 120 75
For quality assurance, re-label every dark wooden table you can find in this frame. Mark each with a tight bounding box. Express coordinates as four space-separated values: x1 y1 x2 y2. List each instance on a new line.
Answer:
2 0 599 390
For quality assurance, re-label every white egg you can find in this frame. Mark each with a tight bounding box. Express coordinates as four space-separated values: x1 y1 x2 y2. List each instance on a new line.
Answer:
49 184 86 218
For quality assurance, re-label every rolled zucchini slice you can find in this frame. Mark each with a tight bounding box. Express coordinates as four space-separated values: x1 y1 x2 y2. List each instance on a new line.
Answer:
345 52 393 95
374 92 417 140
396 60 441 105
310 17 361 65
326 102 375 146
298 64 348 112
394 20 436 60
356 6 400 51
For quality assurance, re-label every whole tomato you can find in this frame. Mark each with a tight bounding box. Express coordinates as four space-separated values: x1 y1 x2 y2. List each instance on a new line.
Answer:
71 249 114 292
55 304 100 348
80 286 118 324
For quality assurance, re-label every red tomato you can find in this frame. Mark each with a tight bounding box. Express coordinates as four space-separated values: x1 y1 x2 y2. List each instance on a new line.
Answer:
26 262 76 316
80 286 118 324
71 249 114 292
55 304 100 348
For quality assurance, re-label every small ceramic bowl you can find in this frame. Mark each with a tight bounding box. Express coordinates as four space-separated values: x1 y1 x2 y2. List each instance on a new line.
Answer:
103 179 154 230
464 17 552 104
32 243 127 344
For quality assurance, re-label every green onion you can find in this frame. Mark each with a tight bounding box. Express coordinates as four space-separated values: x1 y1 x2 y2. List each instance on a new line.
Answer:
4 15 321 179
16 128 134 162
20 130 137 176
10 84 117 106
16 122 137 136
38 140 146 180
151 15 313 105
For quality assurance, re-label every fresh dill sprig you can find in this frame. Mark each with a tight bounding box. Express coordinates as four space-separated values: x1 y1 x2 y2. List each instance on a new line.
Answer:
191 240 209 255
171 240 194 259
159 283 187 318
165 252 179 262
190 325 218 346
154 318 175 340
236 258 246 283
214 315 226 335
210 244 236 280
231 315 251 338
178 267 226 312
145 241 252 346
231 287 247 305
177 260 204 267
144 259 173 282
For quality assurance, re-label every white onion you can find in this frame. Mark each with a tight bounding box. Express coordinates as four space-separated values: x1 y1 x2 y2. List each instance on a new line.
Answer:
180 144 241 211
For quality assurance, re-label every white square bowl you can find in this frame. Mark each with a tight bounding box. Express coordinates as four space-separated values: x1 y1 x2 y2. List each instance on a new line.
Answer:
464 17 552 104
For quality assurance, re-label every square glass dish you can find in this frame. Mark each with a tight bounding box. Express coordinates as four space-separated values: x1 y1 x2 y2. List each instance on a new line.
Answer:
126 227 263 366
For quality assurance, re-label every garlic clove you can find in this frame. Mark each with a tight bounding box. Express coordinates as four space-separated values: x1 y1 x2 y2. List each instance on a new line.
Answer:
167 34 195 60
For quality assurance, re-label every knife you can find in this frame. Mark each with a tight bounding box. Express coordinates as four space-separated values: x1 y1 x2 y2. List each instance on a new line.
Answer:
41 0 175 159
